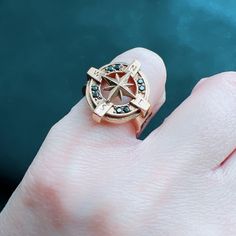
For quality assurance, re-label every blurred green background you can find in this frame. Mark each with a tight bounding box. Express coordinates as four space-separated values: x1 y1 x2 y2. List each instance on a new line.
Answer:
1 0 236 210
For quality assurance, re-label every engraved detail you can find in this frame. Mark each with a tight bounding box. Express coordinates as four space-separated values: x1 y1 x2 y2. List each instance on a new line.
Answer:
130 95 150 117
103 72 135 102
86 60 150 124
126 60 141 77
87 67 103 83
92 101 113 122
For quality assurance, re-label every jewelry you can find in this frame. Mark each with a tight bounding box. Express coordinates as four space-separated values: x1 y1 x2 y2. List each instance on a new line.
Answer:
85 60 151 133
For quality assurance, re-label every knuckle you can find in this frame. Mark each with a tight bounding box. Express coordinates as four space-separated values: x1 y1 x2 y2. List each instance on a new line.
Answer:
217 71 236 79
21 168 72 229
193 71 236 94
209 71 236 88
217 71 236 89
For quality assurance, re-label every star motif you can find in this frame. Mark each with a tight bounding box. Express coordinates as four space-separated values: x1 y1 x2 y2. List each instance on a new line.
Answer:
102 72 136 102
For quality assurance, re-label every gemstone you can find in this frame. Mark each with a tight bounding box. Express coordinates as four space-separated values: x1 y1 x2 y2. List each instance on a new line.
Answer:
106 66 114 72
116 107 123 113
123 106 130 113
137 78 144 84
114 64 120 70
139 85 145 91
91 85 98 91
92 91 99 98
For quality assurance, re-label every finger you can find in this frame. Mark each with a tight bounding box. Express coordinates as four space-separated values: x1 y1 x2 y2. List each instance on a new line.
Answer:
219 148 236 181
111 48 166 137
50 47 166 144
146 72 236 172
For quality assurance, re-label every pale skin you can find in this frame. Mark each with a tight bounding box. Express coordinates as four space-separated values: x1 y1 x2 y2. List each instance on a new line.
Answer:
0 47 236 236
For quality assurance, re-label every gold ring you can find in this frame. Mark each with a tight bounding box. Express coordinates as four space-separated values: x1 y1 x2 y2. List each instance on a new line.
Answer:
85 60 152 134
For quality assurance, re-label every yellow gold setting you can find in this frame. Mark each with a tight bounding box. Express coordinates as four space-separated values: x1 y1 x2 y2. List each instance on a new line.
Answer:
85 60 151 133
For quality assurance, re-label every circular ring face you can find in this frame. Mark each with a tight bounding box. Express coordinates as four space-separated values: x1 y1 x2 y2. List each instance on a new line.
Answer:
85 60 151 124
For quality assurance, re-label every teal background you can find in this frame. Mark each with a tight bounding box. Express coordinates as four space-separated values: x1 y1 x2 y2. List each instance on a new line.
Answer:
1 0 236 210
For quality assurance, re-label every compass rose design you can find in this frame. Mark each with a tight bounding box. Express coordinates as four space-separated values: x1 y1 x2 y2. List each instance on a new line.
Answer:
85 60 151 124
102 71 136 102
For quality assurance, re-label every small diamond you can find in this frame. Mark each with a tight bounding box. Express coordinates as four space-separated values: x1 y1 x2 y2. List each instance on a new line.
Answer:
106 66 114 72
91 85 98 91
123 106 130 113
139 85 145 91
114 64 120 70
116 107 123 113
137 78 144 84
92 91 99 98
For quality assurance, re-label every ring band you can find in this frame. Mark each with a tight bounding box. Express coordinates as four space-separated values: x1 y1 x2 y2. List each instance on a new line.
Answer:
85 60 152 134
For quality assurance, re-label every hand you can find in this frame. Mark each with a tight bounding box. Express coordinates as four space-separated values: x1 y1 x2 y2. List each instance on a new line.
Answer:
1 48 236 236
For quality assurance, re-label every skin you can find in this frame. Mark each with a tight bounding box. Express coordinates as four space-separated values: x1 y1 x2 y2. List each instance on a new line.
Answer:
0 47 236 236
